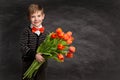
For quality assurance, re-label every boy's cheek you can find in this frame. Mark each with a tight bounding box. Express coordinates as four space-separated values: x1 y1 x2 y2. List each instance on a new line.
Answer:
30 19 34 23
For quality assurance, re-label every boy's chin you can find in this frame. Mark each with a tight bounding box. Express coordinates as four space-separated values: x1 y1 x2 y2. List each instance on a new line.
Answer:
33 24 41 27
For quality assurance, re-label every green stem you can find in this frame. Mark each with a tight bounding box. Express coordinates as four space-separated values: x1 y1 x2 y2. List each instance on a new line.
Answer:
23 61 39 79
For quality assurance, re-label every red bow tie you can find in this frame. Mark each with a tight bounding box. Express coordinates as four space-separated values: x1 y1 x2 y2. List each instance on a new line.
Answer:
32 26 45 33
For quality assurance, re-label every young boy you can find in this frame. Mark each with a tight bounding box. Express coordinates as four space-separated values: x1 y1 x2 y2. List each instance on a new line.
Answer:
20 4 49 80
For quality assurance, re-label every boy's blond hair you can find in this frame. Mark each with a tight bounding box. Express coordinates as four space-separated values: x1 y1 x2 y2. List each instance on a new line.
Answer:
28 4 44 16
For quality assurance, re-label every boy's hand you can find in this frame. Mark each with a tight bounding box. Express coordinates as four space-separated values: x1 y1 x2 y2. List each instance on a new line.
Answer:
35 53 45 63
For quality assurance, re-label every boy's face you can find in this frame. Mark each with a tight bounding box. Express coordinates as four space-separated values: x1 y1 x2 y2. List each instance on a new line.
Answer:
30 10 45 27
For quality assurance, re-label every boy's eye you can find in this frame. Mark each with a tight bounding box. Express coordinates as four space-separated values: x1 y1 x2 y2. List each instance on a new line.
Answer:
31 16 35 18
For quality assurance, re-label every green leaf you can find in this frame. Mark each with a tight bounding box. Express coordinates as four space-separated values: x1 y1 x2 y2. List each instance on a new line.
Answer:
61 40 67 45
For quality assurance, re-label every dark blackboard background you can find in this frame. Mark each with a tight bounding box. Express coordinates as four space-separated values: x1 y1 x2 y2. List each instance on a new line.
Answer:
0 0 120 80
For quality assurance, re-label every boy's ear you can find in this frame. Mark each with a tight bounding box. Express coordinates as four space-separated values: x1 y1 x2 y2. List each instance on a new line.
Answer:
42 14 45 19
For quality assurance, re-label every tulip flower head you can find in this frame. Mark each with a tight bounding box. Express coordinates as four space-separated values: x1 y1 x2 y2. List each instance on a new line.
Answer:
66 52 73 58
69 46 76 53
57 54 64 62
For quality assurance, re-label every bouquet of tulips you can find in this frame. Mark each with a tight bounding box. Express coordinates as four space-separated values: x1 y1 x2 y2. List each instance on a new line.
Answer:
23 28 76 79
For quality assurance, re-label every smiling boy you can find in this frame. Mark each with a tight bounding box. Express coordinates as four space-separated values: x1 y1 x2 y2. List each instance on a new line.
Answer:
20 4 49 80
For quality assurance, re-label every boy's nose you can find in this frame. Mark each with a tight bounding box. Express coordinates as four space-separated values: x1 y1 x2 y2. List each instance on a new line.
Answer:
35 17 38 20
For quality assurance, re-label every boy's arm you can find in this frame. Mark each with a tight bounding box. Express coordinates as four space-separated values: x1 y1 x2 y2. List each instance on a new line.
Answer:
19 28 35 60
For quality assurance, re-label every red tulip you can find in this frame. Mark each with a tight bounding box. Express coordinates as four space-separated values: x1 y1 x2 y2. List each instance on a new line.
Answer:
57 32 64 39
69 46 76 53
57 44 65 50
66 31 72 36
63 34 70 41
57 54 64 62
51 33 57 39
66 52 73 58
56 28 62 34
67 39 73 44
